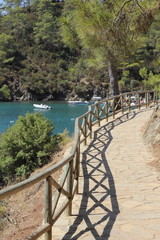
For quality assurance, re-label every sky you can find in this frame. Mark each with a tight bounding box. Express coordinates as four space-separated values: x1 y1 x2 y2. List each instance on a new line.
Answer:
0 0 4 6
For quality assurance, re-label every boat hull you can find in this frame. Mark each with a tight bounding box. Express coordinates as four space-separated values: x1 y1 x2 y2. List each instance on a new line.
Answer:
33 104 51 109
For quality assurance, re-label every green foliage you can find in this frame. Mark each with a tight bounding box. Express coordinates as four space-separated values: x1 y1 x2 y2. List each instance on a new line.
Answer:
0 33 16 64
119 68 144 92
61 0 159 96
59 129 71 146
0 202 6 231
130 79 141 90
0 113 56 181
148 73 160 91
61 0 158 61
119 70 130 92
0 2 78 101
0 1 159 101
139 67 148 80
33 0 60 49
122 71 130 78
0 204 6 218
142 71 160 91
75 84 87 95
139 66 160 90
0 84 11 100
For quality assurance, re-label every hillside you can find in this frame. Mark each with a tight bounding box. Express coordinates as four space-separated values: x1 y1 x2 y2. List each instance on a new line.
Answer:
0 3 109 102
0 1 160 101
144 105 160 170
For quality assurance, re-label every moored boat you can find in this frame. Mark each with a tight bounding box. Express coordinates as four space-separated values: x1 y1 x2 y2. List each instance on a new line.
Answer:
33 104 51 109
68 100 89 105
91 96 102 101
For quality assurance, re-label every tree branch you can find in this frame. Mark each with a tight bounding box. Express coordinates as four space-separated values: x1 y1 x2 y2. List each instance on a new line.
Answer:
116 0 145 18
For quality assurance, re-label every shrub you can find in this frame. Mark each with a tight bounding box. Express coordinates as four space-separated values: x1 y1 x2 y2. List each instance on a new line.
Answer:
0 113 56 182
0 84 11 100
0 201 7 231
59 129 71 146
0 204 6 218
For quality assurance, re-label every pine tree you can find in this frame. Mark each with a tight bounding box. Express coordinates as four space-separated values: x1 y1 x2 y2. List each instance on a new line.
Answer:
61 0 159 96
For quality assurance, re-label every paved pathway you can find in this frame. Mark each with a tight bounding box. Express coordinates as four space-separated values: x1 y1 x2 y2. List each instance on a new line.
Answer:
52 108 160 240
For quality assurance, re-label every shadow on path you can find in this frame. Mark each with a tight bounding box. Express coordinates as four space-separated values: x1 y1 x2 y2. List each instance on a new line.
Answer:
62 111 143 240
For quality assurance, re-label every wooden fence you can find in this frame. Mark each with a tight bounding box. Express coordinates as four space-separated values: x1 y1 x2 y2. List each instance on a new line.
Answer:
0 90 159 240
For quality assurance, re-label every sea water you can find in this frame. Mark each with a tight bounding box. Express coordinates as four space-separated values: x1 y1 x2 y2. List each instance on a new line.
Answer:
0 101 90 136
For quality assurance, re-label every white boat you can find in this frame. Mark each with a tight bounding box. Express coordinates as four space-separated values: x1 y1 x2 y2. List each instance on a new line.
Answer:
68 100 89 105
33 104 51 109
91 96 102 101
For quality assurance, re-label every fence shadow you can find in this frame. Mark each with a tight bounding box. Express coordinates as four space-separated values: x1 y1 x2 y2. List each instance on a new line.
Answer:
62 111 142 240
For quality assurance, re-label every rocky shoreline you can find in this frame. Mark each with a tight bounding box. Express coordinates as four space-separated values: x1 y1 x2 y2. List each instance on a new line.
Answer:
0 81 109 102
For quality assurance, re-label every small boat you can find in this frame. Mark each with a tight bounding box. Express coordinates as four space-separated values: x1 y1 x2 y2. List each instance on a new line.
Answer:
33 104 51 109
91 96 102 101
68 100 89 105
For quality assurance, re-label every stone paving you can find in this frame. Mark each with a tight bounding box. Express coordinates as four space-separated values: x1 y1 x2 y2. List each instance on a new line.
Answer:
51 108 160 240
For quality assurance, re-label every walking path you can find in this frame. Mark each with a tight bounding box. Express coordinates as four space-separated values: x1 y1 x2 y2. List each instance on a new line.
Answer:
52 108 160 240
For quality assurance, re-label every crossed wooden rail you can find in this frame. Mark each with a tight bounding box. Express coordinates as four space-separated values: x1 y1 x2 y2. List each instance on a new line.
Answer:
0 90 159 240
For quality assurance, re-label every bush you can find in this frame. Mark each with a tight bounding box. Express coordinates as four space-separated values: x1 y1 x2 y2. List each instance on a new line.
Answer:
0 204 6 218
0 113 57 182
59 129 71 146
0 201 7 231
0 84 11 100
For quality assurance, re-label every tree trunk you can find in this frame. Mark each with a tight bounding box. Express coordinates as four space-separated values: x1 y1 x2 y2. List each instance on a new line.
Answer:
108 59 119 96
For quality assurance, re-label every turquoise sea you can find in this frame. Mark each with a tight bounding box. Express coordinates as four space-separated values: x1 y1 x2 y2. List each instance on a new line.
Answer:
0 102 90 136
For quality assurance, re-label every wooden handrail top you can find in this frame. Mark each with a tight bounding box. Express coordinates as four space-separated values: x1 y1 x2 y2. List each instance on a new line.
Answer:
0 153 74 200
77 110 91 120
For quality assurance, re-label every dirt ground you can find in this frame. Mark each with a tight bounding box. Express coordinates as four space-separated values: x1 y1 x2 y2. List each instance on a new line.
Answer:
0 142 72 240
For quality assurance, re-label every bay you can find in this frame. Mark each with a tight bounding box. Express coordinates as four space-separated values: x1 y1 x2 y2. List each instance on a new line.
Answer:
0 101 90 136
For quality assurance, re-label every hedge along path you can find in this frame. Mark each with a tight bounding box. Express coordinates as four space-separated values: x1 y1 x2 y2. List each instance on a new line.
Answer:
0 90 159 240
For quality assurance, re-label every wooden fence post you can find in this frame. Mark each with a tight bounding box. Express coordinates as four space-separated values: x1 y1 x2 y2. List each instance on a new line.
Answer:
138 93 141 110
145 92 148 108
45 176 52 240
121 96 124 114
67 160 73 216
96 104 101 126
76 136 80 194
129 95 131 112
84 116 87 145
153 91 156 105
147 91 149 108
113 99 115 119
157 91 160 104
89 110 92 139
106 100 109 122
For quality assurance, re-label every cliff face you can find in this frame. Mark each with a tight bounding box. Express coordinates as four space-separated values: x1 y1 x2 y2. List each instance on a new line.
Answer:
144 105 160 169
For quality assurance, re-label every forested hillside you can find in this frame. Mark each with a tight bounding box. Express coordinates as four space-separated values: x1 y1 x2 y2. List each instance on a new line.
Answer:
0 0 160 101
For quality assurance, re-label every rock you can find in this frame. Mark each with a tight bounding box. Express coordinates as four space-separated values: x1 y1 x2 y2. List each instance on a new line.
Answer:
144 106 160 168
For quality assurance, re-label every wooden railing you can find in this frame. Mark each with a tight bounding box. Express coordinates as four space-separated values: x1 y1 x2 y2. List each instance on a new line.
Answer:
0 90 159 240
